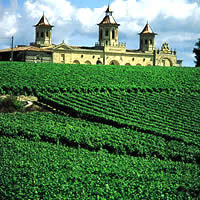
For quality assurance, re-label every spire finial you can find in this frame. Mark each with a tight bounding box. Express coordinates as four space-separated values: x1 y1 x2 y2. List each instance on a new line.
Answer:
108 0 111 9
106 2 112 16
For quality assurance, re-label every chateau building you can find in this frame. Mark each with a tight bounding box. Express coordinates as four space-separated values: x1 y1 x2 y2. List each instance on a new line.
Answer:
0 6 182 66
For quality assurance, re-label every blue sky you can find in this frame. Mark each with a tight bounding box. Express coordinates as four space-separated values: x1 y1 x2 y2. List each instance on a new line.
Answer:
1 0 108 8
0 0 200 67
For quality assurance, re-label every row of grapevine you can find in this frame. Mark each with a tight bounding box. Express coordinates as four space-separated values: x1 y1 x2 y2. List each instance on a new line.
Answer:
0 62 199 95
1 136 199 199
38 91 200 146
0 112 199 164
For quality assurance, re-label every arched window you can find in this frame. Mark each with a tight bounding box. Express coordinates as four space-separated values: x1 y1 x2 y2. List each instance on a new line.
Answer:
46 32 49 37
145 40 148 45
96 58 102 65
112 30 115 39
106 40 108 45
150 39 152 44
41 32 44 38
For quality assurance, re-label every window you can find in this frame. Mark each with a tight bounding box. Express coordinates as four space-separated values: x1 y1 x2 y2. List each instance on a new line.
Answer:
81 55 84 58
46 32 49 37
61 54 65 63
143 58 146 62
96 58 102 65
112 30 115 39
41 32 44 38
106 40 108 45
93 56 95 59
145 40 148 45
105 30 109 36
36 32 39 38
100 30 103 40
132 58 135 61
150 39 152 44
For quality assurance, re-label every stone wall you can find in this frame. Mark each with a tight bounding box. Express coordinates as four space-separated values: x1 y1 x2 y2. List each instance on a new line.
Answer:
52 44 156 66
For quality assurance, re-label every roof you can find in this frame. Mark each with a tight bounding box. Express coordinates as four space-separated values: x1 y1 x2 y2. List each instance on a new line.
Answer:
35 14 53 27
0 46 52 53
98 6 119 26
140 23 156 34
98 15 119 25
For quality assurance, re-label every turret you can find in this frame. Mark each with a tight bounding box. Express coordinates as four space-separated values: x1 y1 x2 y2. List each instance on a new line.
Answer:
34 13 53 47
139 22 157 52
97 5 120 46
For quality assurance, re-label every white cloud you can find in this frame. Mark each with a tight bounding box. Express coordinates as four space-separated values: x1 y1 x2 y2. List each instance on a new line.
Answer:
0 0 20 40
76 7 105 32
24 0 74 24
0 13 17 36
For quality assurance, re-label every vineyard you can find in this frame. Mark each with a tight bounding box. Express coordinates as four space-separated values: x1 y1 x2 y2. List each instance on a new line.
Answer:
0 62 200 199
0 62 199 95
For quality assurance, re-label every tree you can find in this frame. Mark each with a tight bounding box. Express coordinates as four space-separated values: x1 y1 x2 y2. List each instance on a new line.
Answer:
193 39 200 67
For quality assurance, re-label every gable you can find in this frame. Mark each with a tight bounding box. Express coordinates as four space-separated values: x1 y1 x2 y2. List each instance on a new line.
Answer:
53 43 72 51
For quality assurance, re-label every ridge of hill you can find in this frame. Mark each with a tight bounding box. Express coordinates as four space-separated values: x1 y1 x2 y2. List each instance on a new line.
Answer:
0 62 199 95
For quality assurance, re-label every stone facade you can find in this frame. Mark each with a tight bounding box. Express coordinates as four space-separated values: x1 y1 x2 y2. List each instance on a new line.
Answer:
51 41 178 67
0 6 182 66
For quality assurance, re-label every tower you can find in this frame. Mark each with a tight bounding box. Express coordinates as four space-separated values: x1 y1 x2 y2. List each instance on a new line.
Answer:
34 13 53 47
97 5 120 46
139 22 157 52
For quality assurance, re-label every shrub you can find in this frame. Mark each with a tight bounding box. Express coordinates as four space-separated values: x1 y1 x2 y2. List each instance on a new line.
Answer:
0 96 24 113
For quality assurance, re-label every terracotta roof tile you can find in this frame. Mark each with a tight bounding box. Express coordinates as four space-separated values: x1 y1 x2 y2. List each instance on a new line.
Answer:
98 15 119 25
140 23 156 34
0 46 52 53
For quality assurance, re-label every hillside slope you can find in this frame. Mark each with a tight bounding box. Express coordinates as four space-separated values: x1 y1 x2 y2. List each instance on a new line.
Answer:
0 62 200 199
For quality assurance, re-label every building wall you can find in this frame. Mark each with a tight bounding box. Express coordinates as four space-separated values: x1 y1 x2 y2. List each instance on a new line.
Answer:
140 34 155 52
0 46 177 66
35 26 52 47
53 49 105 65
154 50 177 67
99 25 119 46
25 51 52 63
52 45 159 66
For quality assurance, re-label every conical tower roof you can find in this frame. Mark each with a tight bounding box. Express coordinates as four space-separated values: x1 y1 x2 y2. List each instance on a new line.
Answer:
139 22 156 35
35 13 53 27
98 5 119 26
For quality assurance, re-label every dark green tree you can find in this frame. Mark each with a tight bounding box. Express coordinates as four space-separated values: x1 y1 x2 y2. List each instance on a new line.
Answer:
193 38 200 67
